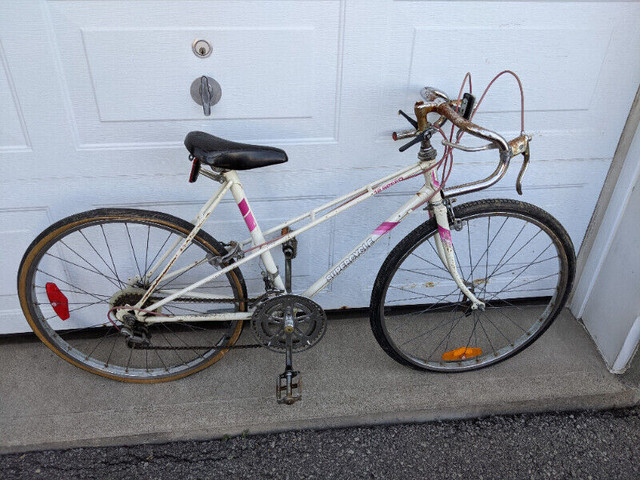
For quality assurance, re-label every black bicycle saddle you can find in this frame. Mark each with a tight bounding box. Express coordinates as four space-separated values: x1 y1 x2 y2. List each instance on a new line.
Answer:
184 131 288 170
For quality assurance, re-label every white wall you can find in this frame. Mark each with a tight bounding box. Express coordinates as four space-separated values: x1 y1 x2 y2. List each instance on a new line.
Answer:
571 122 640 373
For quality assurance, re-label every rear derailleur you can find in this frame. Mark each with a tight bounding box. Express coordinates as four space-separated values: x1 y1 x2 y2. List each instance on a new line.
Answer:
120 313 152 348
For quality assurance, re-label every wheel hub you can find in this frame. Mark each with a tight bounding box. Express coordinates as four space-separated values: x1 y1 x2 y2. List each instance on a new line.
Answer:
109 287 149 310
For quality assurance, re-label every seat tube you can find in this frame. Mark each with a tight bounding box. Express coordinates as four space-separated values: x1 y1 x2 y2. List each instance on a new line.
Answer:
225 171 285 291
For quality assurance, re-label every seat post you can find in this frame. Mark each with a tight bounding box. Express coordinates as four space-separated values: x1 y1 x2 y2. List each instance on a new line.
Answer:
225 170 285 291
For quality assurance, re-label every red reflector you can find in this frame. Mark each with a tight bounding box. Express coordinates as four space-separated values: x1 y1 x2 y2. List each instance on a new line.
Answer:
188 158 201 183
45 282 70 320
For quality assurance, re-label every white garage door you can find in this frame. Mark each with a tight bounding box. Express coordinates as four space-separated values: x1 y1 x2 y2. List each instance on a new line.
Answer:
1 1 639 333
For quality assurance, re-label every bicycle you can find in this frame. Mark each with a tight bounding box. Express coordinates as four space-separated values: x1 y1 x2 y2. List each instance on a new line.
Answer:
17 72 575 404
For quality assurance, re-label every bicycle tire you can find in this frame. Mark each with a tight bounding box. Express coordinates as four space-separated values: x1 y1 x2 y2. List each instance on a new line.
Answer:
17 208 247 383
369 198 575 372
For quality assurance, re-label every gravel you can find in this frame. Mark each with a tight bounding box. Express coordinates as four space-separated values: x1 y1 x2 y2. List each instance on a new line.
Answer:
2 407 639 479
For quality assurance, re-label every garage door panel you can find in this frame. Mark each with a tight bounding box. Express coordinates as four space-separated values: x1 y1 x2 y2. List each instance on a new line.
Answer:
47 0 342 147
0 41 30 153
0 208 53 332
409 27 611 113
83 28 315 122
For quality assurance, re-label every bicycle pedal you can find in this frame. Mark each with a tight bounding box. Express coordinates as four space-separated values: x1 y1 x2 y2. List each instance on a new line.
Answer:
276 371 302 405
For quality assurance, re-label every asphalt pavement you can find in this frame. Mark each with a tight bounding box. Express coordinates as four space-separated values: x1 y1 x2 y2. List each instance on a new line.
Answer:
2 406 639 479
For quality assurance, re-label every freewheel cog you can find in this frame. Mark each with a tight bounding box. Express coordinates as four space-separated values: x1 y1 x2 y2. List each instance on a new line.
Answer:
251 294 327 352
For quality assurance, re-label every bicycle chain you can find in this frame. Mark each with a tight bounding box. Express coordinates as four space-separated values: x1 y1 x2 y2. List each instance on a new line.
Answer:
128 295 266 351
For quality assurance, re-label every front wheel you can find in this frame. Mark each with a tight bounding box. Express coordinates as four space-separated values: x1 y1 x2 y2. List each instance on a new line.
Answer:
17 208 247 383
370 199 575 372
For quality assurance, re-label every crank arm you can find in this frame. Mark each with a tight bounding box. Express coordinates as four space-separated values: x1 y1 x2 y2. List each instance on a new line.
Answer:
277 327 302 405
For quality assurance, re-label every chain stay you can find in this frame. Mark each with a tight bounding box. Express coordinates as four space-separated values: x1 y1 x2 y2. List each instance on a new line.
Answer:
131 343 263 350
122 294 266 351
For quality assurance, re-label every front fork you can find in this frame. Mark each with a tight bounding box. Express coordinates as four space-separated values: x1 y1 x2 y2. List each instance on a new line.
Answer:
427 182 485 311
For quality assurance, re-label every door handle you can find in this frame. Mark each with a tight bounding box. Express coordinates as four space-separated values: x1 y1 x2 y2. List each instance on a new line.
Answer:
190 75 222 116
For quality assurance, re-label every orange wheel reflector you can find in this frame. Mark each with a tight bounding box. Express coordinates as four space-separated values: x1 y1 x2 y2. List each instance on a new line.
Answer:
45 282 70 320
442 347 482 361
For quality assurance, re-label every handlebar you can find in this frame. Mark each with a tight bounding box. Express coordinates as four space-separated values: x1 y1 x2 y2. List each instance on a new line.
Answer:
415 101 511 153
393 86 532 196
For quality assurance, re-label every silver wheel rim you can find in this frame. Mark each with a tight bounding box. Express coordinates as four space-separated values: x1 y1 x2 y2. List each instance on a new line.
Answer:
379 209 568 371
25 216 241 380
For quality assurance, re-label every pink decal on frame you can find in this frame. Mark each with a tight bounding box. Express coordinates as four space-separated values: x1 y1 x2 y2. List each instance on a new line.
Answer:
372 221 399 236
431 171 440 189
438 225 452 244
244 212 257 232
238 198 250 216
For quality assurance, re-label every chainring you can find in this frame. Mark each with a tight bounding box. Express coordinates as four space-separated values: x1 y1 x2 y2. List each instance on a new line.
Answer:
251 294 327 352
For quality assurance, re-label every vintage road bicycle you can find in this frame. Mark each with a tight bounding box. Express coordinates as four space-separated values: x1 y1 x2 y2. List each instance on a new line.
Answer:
18 74 575 404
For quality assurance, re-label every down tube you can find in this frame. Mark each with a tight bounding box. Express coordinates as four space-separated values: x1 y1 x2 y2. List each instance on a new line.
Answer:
303 184 436 298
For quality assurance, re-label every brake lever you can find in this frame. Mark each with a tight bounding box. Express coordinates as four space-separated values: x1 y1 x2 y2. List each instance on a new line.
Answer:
398 109 418 128
516 144 530 195
393 109 425 151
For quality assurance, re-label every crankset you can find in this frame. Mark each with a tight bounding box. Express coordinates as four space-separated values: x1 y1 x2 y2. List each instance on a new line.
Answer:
251 294 327 404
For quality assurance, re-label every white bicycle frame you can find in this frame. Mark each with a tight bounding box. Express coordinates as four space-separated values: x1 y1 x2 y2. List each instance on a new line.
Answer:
129 155 485 325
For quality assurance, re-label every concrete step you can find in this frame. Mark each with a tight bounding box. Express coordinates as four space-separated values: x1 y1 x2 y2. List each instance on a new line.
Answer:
1 309 638 453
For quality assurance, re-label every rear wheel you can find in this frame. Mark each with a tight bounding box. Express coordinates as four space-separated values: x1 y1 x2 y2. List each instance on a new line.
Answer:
17 208 247 382
370 199 575 372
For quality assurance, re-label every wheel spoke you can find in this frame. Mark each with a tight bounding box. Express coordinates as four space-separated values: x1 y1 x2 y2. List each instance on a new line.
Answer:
78 230 124 288
489 256 557 278
477 311 499 353
397 267 457 282
490 230 544 279
469 216 509 281
23 213 242 381
42 298 108 322
143 225 151 280
411 251 450 274
376 203 571 372
388 284 459 303
36 269 110 304
423 311 468 360
101 224 123 288
44 252 121 288
57 240 121 289
86 326 117 359
124 223 143 280
144 230 174 278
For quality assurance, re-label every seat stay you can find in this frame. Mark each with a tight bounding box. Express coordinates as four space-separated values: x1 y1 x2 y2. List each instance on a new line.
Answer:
134 180 232 309
143 190 229 282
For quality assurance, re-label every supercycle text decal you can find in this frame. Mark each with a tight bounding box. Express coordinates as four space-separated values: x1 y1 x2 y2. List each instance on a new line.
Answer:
325 238 375 282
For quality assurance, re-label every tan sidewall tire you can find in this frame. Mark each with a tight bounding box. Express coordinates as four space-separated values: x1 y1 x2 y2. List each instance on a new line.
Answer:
17 209 246 383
